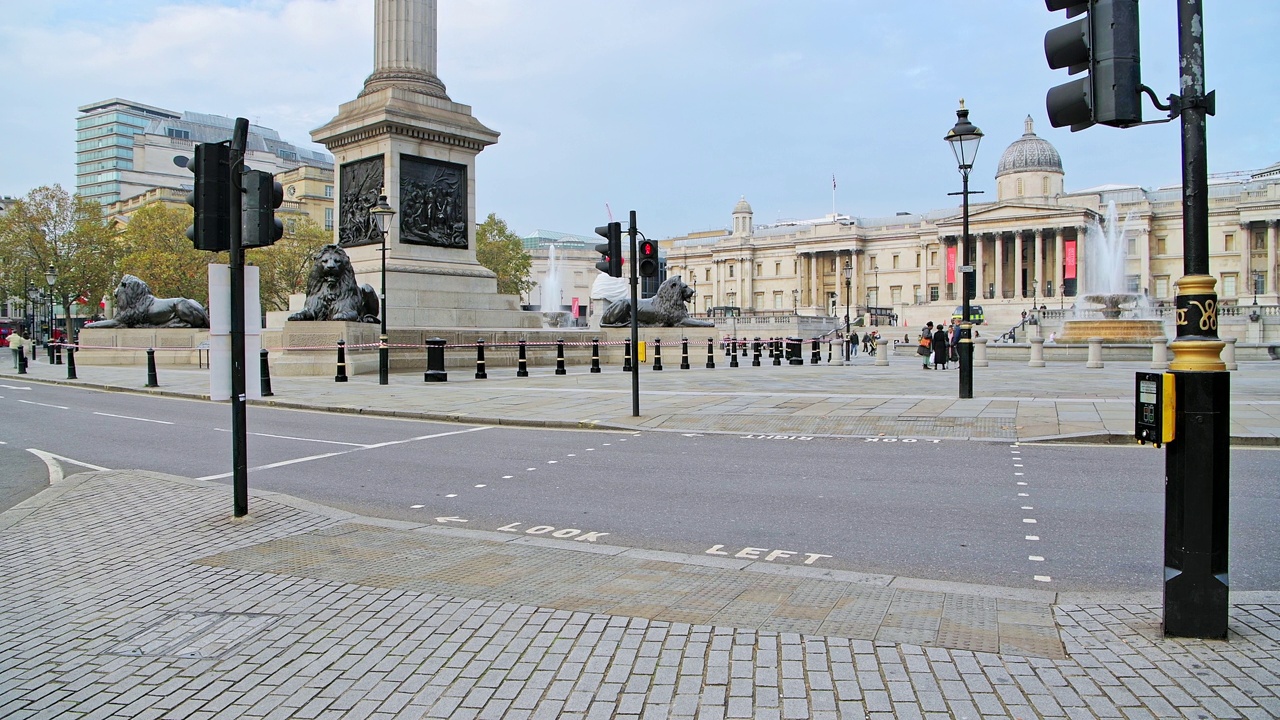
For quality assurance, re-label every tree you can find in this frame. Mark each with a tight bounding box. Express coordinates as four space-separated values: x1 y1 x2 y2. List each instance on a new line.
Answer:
116 203 225 306
476 213 533 297
0 185 120 337
250 216 331 312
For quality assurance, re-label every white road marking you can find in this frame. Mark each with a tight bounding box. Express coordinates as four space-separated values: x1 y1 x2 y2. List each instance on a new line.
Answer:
547 460 558 464
435 516 467 524
1021 506 1034 510
474 484 486 488
93 411 172 425
566 454 576 457
445 494 457 498
526 468 536 471
247 432 368 447
502 475 513 479
1026 535 1040 540
19 400 68 409
27 450 112 485
1018 493 1029 497
1034 575 1052 582
1014 472 1024 476
198 451 347 480
1023 518 1037 524
410 504 424 509
1017 481 1028 486
1029 555 1045 561
0 384 31 390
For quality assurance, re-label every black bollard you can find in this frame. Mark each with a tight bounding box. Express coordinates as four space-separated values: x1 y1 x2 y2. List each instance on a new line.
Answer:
623 338 633 372
260 348 274 397
590 338 602 373
516 339 529 377
811 338 820 365
772 338 782 366
555 338 567 375
724 337 731 357
17 346 27 375
680 337 690 370
705 338 716 369
789 337 804 366
475 338 487 379
729 338 739 368
653 337 663 371
424 337 447 382
742 339 749 357
752 337 762 367
47 342 55 364
335 339 349 382
145 348 159 387
66 344 77 380
55 342 63 365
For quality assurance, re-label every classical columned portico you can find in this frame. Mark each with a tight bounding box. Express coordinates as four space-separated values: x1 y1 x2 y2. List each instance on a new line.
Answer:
1054 231 1065 297
1075 226 1087 297
1270 221 1279 294
1012 231 1023 299
974 236 984 299
1032 230 1044 301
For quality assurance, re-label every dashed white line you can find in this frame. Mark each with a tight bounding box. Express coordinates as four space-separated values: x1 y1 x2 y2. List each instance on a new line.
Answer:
19 400 68 410
1028 555 1045 562
93 411 172 425
1023 518 1037 524
1025 535 1040 541
1034 575 1052 582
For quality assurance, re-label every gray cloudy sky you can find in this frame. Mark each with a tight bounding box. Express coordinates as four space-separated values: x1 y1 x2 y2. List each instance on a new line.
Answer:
1 1 1276 239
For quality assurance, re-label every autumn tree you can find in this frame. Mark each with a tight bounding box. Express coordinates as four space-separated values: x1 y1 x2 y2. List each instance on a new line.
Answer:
250 216 331 312
116 203 225 306
476 213 533 297
0 185 120 334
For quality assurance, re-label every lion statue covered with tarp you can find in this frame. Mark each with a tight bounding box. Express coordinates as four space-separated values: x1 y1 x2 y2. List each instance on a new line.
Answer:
85 275 209 329
599 275 713 328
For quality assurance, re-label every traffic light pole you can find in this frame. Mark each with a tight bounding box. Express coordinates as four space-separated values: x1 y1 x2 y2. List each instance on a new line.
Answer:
629 210 640 417
229 118 250 518
1163 0 1228 639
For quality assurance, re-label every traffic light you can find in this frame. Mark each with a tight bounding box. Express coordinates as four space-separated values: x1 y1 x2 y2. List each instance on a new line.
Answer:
594 222 622 277
242 170 284 248
1044 0 1141 131
185 142 232 251
637 238 659 278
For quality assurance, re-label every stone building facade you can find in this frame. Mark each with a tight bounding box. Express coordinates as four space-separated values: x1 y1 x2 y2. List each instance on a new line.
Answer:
659 117 1280 332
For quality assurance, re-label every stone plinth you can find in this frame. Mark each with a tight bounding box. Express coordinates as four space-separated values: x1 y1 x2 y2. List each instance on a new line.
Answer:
267 321 383 377
75 328 208 366
1028 336 1045 367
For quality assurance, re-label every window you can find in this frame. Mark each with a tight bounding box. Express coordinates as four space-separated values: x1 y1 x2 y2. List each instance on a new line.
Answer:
1255 230 1267 250
1222 273 1237 297
1224 233 1235 252
705 268 711 282
892 254 900 269
773 292 783 309
1126 275 1140 293
755 263 762 277
728 265 735 278
1155 276 1169 298
726 292 736 306
1042 177 1050 195
1255 272 1267 295
930 250 938 266
1016 178 1024 196
929 285 940 302
890 286 902 304
913 285 922 304
915 253 921 268
830 258 837 272
324 185 334 198
165 127 191 140
1126 237 1136 256
754 292 764 308
1156 237 1167 255
775 262 781 275
324 207 334 231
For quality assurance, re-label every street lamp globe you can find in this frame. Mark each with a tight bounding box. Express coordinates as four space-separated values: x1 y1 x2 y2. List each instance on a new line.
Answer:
45 264 58 287
944 100 984 173
370 194 395 234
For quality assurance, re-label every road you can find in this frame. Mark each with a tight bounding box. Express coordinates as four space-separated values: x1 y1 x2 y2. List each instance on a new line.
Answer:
2 378 1276 593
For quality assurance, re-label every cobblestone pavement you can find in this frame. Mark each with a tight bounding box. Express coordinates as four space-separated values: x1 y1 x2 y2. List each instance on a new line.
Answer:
2 470 1278 719
4 353 1279 444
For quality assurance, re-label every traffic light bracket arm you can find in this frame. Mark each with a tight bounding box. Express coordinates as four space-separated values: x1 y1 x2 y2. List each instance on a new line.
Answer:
1138 85 1215 124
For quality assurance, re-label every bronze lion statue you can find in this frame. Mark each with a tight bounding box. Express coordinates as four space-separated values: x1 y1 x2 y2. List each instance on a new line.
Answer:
600 275 713 328
288 244 379 323
84 275 209 329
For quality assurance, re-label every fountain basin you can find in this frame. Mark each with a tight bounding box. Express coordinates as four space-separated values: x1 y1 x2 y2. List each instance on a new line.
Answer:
1057 319 1165 344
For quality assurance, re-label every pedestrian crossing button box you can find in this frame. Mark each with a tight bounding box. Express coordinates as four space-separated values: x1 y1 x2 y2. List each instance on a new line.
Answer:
1135 371 1174 447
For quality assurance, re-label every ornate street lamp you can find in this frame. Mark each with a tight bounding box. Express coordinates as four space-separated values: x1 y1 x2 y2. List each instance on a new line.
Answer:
945 100 983 399
45 264 58 345
792 288 799 315
843 264 852 359
369 194 396 385
26 282 40 340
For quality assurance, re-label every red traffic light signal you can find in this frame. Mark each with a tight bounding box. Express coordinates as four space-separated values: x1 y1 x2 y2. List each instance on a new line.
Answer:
638 239 659 278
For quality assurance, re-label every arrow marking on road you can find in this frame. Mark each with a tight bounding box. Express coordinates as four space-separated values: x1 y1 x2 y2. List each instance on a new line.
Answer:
435 516 467 524
26 449 112 485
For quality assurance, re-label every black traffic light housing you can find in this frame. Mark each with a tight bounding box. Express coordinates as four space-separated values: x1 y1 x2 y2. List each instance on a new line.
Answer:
637 238 659 278
186 142 232 252
1045 0 1142 131
594 222 623 278
242 170 284 248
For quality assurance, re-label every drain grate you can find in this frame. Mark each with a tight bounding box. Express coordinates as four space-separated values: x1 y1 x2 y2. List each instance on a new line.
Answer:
108 612 279 659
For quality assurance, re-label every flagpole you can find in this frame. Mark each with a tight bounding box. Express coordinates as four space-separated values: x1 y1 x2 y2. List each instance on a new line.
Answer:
832 174 837 217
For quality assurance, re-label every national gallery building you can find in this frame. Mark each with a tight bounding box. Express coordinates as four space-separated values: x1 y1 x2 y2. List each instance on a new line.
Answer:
659 118 1280 331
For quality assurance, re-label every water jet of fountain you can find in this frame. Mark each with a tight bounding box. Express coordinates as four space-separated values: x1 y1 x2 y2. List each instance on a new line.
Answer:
1058 201 1165 342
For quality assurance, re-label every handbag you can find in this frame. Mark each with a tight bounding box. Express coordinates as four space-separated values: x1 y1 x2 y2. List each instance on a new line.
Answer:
916 337 931 356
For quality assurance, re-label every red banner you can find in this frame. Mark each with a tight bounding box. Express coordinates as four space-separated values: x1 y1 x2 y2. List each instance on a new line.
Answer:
946 245 957 284
571 297 580 318
1064 240 1077 280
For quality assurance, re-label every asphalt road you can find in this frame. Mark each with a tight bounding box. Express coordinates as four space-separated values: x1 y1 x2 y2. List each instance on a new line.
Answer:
2 378 1276 593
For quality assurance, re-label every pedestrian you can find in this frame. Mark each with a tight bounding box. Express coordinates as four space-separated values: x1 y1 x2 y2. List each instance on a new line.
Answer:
918 321 934 369
848 330 859 357
9 329 26 369
949 318 961 365
932 322 950 370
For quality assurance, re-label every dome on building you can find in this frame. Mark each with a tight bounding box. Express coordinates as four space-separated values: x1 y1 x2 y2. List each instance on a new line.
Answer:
995 116 1063 177
733 196 753 215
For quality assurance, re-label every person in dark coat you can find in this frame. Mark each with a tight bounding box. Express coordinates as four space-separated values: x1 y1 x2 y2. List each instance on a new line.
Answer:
932 323 950 370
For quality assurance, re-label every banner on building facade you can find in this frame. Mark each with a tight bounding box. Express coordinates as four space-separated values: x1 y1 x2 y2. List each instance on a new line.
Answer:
1064 240 1077 280
946 245 957 284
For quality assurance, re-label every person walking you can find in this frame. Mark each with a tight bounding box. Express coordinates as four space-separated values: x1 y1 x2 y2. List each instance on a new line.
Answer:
9 329 26 369
948 318 961 366
932 322 950 370
918 321 934 369
848 330 859 357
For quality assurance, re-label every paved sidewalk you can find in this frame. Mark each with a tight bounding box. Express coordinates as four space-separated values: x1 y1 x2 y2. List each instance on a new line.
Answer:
2 470 1279 720
2 352 1279 718
4 351 1280 444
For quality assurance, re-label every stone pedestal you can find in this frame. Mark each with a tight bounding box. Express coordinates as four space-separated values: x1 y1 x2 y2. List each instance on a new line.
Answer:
1223 337 1238 371
1150 338 1169 370
267 321 383 377
75 328 208 366
1028 336 1046 368
1086 337 1105 369
875 338 889 366
973 337 989 367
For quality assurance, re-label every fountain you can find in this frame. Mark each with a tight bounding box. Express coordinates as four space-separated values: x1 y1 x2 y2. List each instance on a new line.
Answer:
1057 201 1166 343
537 244 573 328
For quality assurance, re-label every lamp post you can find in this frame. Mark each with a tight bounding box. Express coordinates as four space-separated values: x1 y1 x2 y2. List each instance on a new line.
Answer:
45 264 58 344
692 278 698 315
945 100 983 399
843 264 852 359
1060 282 1065 310
792 288 798 315
1031 278 1038 310
369 194 396 385
26 282 39 341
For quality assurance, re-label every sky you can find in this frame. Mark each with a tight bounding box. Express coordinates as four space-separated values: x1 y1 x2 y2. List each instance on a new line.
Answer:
1 0 1277 240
